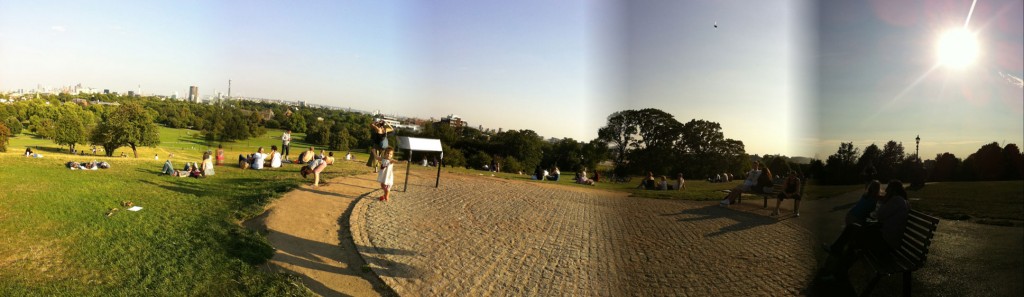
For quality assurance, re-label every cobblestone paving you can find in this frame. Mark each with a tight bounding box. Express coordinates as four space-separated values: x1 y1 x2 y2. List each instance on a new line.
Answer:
350 172 816 296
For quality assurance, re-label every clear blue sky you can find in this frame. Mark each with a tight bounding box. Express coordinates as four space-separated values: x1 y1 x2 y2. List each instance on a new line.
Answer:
815 0 1023 159
19 1 1023 159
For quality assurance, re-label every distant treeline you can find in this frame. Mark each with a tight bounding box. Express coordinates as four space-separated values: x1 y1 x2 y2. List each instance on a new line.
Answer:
808 141 1024 185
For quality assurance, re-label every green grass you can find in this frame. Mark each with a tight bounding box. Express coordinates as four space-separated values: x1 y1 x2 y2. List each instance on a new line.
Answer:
10 126 366 163
907 181 1024 222
0 130 372 296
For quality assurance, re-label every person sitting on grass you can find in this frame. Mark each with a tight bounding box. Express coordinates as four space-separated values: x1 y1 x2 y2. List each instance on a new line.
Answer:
578 168 595 185
300 146 316 164
269 145 282 168
771 170 802 217
658 175 669 190
251 147 267 170
326 152 336 165
533 166 544 180
820 180 910 282
300 156 328 187
377 147 396 202
24 147 32 157
238 154 250 169
201 151 215 177
636 172 656 189
721 161 762 206
547 166 560 181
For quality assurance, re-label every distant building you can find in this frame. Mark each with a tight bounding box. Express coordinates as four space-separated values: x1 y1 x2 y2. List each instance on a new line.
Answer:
103 89 110 95
259 109 275 121
439 114 467 130
71 98 90 106
90 100 120 106
127 91 135 97
188 86 199 103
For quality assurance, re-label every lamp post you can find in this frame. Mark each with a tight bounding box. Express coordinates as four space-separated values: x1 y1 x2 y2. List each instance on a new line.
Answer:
915 135 921 162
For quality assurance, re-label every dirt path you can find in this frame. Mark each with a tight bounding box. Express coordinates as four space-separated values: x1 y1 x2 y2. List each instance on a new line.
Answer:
244 173 392 297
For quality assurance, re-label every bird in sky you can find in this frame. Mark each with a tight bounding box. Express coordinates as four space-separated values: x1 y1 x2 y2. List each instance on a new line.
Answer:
714 21 718 29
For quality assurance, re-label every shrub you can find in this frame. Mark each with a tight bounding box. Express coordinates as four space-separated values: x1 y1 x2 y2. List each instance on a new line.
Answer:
0 122 9 152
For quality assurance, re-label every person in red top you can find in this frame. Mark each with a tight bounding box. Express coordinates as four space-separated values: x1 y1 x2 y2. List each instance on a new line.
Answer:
215 145 225 165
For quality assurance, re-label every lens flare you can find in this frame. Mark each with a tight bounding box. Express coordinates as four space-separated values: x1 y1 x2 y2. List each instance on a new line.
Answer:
936 28 979 69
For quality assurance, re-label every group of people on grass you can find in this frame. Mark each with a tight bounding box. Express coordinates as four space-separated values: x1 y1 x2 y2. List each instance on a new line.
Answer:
529 166 599 186
66 160 110 170
636 172 687 191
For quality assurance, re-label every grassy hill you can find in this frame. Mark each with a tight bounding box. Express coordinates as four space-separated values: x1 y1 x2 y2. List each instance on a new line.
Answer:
0 127 372 295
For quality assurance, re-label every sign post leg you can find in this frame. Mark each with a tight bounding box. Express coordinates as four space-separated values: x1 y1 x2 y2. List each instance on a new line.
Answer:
435 157 442 188
404 149 412 192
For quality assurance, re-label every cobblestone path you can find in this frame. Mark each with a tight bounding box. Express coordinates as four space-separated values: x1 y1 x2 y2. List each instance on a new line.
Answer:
350 172 815 296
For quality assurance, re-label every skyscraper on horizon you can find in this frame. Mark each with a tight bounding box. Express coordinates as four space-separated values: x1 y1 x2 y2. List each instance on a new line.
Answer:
188 86 198 103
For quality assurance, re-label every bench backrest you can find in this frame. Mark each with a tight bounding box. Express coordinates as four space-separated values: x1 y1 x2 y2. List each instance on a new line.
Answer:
894 209 940 270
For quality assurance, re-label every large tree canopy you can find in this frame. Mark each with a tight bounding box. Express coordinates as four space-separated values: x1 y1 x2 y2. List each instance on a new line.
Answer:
91 102 160 158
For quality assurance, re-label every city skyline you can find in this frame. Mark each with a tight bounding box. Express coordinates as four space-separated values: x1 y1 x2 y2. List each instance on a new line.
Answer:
2 0 1021 159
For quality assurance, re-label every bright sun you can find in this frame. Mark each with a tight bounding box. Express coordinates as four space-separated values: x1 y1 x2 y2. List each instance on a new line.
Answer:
936 28 979 69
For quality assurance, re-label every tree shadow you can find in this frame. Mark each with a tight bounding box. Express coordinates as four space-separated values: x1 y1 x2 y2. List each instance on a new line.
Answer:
665 205 780 237
138 179 209 197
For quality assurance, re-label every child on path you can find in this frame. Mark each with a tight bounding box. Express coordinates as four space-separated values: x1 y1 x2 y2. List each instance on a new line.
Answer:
377 147 396 202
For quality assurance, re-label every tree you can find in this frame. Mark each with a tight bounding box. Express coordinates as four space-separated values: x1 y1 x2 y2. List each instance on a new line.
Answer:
856 144 881 181
676 119 746 179
929 153 960 182
824 142 860 184
329 127 354 152
597 110 639 168
968 142 1004 180
878 141 905 181
467 150 492 170
30 116 56 139
91 102 160 158
53 115 88 153
305 121 332 146
4 116 22 135
1002 143 1023 180
0 122 10 152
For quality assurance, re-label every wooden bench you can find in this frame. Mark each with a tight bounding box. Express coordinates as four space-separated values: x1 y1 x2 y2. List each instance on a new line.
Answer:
858 209 940 297
735 180 784 208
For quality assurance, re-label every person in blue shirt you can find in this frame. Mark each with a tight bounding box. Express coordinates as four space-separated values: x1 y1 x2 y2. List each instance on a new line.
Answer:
823 180 881 254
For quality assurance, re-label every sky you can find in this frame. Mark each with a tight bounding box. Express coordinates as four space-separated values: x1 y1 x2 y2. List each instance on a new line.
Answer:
1 1 1019 159
814 0 1024 160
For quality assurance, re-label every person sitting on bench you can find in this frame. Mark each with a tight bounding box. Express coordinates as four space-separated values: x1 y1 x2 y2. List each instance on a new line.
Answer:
821 180 909 282
771 170 802 216
721 161 762 206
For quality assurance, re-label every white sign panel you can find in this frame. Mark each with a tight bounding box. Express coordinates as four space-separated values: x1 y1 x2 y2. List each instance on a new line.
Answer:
397 137 443 152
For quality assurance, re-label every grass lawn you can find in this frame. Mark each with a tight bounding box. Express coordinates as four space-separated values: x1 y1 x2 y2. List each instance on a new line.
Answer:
0 129 373 295
907 181 1024 222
